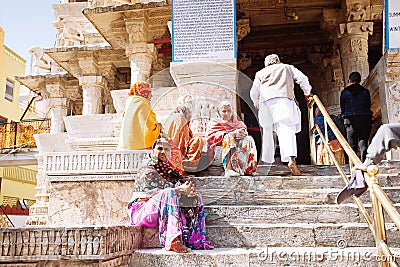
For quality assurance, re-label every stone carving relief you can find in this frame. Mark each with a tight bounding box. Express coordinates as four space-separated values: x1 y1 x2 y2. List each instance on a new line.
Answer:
28 47 53 74
57 20 84 47
126 20 148 44
340 37 368 57
237 18 250 42
238 52 252 71
347 2 367 22
389 82 400 122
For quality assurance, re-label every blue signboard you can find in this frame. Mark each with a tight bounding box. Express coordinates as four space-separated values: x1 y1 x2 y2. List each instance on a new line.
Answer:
386 0 400 49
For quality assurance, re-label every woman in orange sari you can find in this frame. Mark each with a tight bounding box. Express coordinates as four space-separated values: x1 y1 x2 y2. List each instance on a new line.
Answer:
117 82 161 150
167 105 204 172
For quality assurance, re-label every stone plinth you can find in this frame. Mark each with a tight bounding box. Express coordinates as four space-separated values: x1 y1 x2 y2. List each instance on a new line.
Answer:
34 133 71 154
64 114 120 139
110 89 130 114
43 150 149 226
64 114 121 150
48 178 134 226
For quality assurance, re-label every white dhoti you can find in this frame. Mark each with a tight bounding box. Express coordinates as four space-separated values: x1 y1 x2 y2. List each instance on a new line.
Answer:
259 97 301 163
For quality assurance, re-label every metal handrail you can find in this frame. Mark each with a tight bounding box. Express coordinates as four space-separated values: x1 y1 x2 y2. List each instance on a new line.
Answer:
308 95 400 267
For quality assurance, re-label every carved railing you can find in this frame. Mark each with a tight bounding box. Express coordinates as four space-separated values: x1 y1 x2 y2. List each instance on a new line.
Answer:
0 119 50 150
308 95 400 267
43 150 151 175
0 226 141 261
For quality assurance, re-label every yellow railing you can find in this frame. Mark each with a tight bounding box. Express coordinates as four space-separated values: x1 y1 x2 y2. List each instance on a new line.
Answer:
308 95 400 267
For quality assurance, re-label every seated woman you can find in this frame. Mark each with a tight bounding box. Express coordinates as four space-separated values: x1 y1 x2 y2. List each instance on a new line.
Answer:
167 105 205 172
117 82 161 150
206 101 258 177
127 138 213 253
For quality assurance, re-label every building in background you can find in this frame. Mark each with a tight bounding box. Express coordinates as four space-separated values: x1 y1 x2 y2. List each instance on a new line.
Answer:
0 27 43 227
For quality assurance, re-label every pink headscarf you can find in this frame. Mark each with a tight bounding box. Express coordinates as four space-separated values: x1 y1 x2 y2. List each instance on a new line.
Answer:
206 101 247 148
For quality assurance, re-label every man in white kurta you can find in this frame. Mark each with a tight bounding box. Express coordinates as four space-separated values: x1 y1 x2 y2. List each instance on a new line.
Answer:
250 54 312 175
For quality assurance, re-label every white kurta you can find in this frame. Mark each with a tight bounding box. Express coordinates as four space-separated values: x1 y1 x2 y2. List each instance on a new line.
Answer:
259 98 301 163
250 63 312 164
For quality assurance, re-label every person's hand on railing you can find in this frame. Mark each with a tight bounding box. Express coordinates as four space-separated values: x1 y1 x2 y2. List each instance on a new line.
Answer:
305 93 314 100
351 163 367 173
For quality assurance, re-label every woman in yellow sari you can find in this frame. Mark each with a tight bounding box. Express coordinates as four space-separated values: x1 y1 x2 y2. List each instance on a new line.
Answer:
117 82 161 150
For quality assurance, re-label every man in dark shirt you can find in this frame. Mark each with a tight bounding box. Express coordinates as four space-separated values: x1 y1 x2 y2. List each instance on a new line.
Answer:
340 71 373 162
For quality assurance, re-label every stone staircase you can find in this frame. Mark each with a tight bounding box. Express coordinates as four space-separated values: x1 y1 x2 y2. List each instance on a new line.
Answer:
132 164 400 267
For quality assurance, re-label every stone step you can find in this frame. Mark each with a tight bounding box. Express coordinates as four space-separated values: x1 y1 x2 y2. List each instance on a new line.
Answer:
205 203 400 225
198 162 400 178
131 247 398 267
141 223 400 249
197 187 400 206
190 173 400 193
205 223 400 248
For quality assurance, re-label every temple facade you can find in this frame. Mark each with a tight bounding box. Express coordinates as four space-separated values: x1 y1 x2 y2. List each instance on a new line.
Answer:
3 0 400 265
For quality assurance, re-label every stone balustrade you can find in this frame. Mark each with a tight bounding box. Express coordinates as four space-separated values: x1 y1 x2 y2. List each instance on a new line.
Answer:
0 226 141 263
43 150 150 176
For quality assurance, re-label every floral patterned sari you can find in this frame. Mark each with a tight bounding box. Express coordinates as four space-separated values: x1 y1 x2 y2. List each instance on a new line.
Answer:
207 115 258 175
127 156 213 250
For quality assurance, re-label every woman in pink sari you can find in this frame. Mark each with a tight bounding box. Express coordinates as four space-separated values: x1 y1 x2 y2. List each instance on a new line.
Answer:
206 101 258 177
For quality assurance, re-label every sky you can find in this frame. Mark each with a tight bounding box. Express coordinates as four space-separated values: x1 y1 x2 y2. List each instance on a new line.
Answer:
0 0 60 74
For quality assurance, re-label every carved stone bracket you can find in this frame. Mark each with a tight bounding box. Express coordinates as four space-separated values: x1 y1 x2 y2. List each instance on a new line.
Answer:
78 56 100 76
339 21 373 36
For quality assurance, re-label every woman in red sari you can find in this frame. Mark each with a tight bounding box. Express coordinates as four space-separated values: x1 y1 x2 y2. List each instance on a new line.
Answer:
206 101 258 176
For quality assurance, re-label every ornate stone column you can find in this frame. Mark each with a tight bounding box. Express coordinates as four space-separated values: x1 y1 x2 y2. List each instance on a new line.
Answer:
125 19 155 85
78 76 105 115
337 1 373 83
25 154 49 225
101 65 117 114
45 82 68 133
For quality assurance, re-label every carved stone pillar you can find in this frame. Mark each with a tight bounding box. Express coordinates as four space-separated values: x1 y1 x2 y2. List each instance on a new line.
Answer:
101 65 117 113
128 45 154 84
46 83 68 133
338 21 373 83
125 19 155 85
78 76 105 115
25 154 49 225
325 50 345 112
48 98 68 133
336 1 373 84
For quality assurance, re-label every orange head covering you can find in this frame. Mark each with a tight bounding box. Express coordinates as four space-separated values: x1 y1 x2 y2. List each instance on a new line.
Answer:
129 82 152 100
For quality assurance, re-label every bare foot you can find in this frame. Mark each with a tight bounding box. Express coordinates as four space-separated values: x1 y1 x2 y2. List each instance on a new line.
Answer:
225 169 240 177
251 171 260 176
288 162 301 176
170 238 191 253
